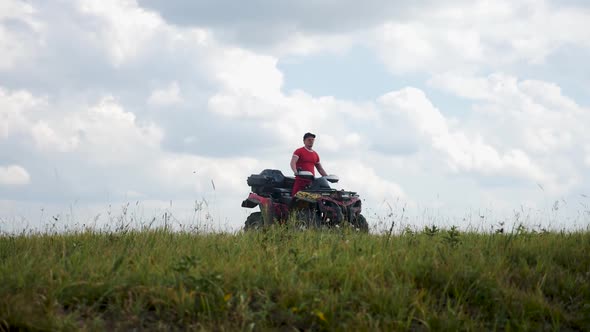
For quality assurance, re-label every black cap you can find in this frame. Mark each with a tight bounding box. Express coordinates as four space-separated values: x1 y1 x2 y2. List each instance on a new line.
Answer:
303 132 316 140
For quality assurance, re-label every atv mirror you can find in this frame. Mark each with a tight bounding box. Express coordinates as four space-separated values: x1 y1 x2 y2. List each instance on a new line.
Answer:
325 175 339 183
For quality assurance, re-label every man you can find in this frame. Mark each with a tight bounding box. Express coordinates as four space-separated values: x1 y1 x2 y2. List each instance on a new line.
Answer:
290 132 328 196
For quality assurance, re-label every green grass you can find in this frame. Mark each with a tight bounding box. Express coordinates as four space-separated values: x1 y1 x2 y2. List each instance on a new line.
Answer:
1 226 589 331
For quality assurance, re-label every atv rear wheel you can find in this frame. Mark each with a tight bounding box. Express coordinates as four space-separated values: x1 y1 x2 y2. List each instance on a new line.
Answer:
244 212 263 231
352 214 369 232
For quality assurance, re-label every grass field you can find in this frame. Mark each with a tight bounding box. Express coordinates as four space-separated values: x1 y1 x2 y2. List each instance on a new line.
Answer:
1 224 589 331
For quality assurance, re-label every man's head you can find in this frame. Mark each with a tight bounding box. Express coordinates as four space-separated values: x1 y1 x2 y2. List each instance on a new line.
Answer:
303 132 316 148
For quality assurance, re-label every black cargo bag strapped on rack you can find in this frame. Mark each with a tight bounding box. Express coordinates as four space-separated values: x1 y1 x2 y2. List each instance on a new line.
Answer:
247 169 289 195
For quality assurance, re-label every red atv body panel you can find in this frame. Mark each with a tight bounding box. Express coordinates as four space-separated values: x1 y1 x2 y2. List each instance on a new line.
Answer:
241 192 290 221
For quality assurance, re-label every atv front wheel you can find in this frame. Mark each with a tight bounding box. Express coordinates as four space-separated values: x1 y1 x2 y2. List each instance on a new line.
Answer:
244 212 263 231
352 214 369 233
293 208 321 229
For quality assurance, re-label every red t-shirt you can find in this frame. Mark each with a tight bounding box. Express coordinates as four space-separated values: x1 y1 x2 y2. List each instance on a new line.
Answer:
293 147 320 175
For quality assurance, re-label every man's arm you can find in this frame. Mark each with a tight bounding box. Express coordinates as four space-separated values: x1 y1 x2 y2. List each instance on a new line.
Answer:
290 155 299 175
316 162 328 177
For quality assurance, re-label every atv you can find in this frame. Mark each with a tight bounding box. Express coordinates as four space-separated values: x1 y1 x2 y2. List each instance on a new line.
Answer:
241 169 368 232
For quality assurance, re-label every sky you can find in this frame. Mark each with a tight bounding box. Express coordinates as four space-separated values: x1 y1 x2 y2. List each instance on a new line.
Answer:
1 0 589 233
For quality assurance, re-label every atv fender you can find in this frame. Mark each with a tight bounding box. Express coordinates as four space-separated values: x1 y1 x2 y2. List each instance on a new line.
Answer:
241 193 270 208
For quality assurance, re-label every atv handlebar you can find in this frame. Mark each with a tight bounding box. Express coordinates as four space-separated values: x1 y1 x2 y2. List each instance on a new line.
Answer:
295 171 339 183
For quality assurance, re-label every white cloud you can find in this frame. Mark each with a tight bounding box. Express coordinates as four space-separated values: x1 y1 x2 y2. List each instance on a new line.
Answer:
0 87 48 139
377 87 550 186
429 72 589 194
153 154 263 194
379 88 447 137
371 0 590 74
271 32 355 57
0 0 34 20
209 48 284 100
373 23 437 73
31 121 80 153
0 0 44 70
0 88 163 163
429 73 583 116
428 73 495 100
68 97 164 166
76 0 164 65
432 74 587 153
337 163 406 203
0 165 30 186
147 81 183 107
